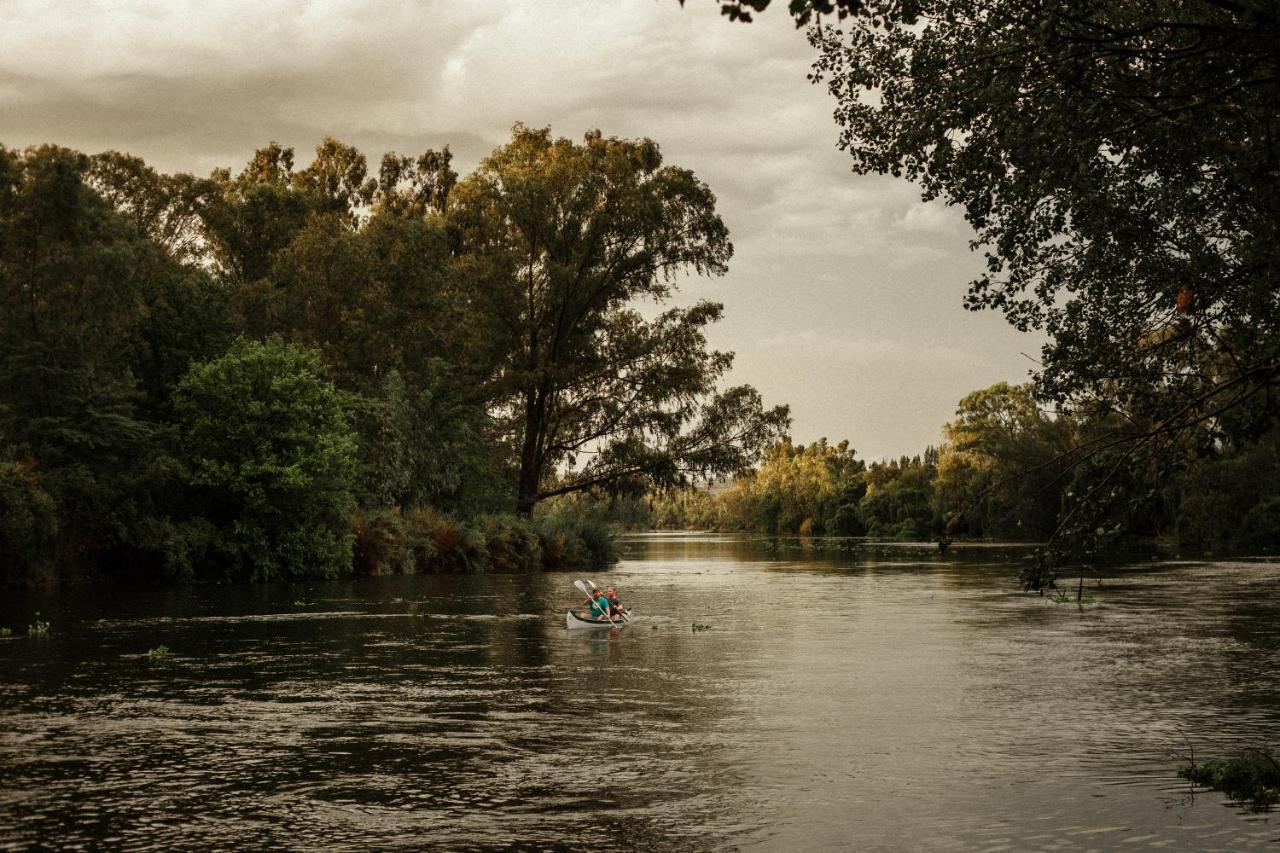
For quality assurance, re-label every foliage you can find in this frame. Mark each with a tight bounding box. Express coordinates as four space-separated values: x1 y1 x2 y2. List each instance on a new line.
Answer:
801 0 1280 563
713 438 866 534
403 508 491 575
1174 427 1280 554
352 507 602 575
147 644 171 658
684 0 861 26
1181 749 1280 810
27 616 49 638
450 125 789 515
650 488 723 530
172 338 359 581
356 367 507 515
352 507 412 576
934 383 1077 539
87 150 216 263
0 144 227 581
0 459 59 585
480 515 544 574
857 456 940 539
535 497 620 571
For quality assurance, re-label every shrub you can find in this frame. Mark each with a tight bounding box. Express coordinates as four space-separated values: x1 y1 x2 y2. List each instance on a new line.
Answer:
352 508 410 576
481 515 542 573
536 514 618 571
403 507 490 574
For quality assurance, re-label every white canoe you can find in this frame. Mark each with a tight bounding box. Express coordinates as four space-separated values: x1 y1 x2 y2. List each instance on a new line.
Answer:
566 609 632 630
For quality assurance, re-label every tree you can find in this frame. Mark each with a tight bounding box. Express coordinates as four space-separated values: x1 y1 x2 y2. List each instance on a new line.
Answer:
726 438 865 533
710 0 1280 560
266 209 464 392
201 142 312 286
449 126 790 515
0 459 59 585
172 338 359 581
0 144 163 572
682 0 861 25
935 383 1077 538
858 455 940 539
88 151 218 263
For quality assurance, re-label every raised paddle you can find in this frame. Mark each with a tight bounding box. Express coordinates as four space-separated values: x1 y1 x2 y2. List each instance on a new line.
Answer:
573 579 617 627
586 579 630 623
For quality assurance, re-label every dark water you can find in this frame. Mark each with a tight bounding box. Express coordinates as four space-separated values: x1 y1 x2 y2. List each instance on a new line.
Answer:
2 535 1279 851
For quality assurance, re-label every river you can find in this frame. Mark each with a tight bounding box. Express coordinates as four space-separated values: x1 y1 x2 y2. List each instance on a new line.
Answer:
2 534 1278 850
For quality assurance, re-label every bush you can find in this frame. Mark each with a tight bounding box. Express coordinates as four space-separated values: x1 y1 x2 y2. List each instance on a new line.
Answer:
401 507 489 574
355 504 560 571
481 515 542 573
352 508 410 576
536 514 618 571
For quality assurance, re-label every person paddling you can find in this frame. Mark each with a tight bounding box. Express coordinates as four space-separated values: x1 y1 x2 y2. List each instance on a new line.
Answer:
581 590 611 622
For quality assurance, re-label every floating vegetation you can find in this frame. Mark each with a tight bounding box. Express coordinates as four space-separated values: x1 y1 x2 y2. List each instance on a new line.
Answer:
0 627 11 638
692 622 713 632
147 644 172 659
27 616 49 638
292 600 311 606
1180 749 1280 810
1048 588 1096 606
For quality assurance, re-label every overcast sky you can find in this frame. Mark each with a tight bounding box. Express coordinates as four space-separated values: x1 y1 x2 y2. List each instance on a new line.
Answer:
1 0 1038 459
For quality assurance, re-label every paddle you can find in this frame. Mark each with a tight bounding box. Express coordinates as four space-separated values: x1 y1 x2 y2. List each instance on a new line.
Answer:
586 579 630 623
573 579 617 627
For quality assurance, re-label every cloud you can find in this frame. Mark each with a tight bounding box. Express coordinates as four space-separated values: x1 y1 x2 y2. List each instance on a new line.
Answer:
759 330 970 367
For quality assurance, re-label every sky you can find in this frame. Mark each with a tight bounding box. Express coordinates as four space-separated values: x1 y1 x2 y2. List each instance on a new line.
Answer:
0 0 1040 460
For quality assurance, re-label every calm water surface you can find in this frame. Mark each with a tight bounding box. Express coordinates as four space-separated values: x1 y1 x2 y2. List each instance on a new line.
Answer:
2 534 1279 851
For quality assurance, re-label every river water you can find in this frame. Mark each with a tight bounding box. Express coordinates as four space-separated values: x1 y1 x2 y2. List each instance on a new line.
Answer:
2 534 1279 851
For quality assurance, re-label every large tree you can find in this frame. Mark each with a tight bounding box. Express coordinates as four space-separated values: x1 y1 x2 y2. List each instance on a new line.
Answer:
707 0 1280 560
0 144 192 574
449 126 790 515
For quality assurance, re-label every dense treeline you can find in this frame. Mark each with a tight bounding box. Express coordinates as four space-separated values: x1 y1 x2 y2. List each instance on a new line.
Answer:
0 127 787 586
624 381 1280 556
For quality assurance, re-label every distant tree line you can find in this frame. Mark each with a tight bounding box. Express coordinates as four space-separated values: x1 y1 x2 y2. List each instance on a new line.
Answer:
617 381 1280 556
0 127 788 585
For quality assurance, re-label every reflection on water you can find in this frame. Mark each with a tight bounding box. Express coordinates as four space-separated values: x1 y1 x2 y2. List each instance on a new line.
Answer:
2 534 1279 850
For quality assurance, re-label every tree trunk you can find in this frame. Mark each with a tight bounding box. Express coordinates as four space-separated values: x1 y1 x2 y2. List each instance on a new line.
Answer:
516 388 547 518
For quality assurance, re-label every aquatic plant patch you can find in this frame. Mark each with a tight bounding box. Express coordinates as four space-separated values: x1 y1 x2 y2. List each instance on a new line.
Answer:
1180 749 1280 810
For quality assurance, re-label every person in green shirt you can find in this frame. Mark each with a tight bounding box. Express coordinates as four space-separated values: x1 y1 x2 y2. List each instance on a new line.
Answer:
579 591 612 621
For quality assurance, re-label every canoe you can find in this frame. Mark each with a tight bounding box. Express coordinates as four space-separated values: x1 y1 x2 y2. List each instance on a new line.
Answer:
566 609 632 630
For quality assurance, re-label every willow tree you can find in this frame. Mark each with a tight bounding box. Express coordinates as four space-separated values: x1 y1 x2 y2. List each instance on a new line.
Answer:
449 126 789 516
